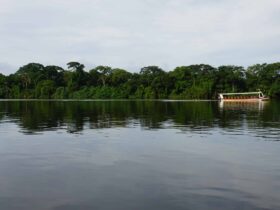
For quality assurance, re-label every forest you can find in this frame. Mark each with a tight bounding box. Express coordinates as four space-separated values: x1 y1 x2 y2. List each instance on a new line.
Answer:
0 62 279 99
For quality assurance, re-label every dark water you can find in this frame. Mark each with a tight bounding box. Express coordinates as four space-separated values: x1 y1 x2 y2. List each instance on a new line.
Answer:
0 100 279 210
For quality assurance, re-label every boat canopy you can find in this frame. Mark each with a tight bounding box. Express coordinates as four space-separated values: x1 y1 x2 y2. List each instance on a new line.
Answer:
219 91 264 96
218 91 266 100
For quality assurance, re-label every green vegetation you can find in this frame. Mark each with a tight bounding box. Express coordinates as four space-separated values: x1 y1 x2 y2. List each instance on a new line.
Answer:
0 62 279 99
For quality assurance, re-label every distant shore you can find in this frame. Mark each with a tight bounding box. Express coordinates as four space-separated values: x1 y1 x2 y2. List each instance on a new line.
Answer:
0 62 279 100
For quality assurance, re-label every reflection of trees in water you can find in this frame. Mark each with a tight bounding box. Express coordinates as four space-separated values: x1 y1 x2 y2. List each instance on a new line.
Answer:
260 101 280 124
0 100 279 134
218 101 280 128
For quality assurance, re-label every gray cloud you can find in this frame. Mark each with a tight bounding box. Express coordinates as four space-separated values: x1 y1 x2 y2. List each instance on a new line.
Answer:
0 0 279 74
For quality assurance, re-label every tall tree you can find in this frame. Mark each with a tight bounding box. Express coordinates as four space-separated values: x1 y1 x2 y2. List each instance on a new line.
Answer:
95 66 112 86
66 62 88 90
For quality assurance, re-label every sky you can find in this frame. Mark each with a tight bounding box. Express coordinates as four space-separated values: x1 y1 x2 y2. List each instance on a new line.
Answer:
0 0 280 75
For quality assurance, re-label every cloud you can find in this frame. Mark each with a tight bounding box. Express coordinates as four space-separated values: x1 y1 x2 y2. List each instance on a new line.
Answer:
0 0 279 74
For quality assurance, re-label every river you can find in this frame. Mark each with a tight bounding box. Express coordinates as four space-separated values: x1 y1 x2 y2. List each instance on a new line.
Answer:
0 100 279 210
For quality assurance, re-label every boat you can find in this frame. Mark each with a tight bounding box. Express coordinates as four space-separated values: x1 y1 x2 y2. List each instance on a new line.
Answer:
218 91 269 102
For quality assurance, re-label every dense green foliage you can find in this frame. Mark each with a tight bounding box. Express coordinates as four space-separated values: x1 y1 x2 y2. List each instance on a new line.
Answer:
0 62 279 99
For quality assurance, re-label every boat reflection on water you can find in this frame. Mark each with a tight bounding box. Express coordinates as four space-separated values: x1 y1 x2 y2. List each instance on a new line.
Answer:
219 100 269 111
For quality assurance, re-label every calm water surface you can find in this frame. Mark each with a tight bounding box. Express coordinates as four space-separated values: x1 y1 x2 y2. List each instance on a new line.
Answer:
0 100 279 210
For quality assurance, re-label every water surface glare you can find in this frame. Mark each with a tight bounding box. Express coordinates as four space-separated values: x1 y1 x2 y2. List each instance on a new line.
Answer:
0 100 279 210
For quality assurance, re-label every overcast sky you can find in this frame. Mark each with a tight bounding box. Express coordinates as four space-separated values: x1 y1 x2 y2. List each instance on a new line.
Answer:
0 0 280 74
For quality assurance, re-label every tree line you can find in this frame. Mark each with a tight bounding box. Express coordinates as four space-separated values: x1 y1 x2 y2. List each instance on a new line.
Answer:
0 62 279 99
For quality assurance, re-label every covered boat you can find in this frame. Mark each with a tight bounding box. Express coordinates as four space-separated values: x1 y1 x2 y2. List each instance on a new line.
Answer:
218 91 269 101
